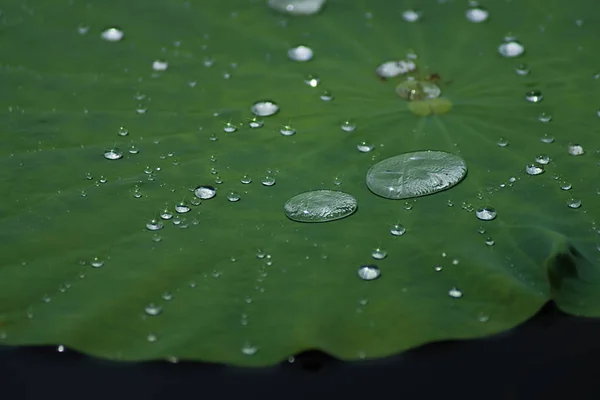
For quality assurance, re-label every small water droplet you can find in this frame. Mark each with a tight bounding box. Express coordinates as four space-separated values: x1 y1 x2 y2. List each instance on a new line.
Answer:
175 203 191 213
129 144 139 154
288 45 313 62
515 63 530 76
497 138 509 147
267 0 325 16
568 144 584 155
241 342 259 355
376 60 416 78
434 265 443 272
485 237 495 246
357 141 374 153
147 333 158 342
118 126 129 136
358 265 381 281
146 219 164 231
223 122 237 133
475 207 497 221
371 248 387 260
402 9 422 22
195 186 216 199
341 121 356 132
540 134 555 144
261 176 276 186
241 175 252 184
390 224 406 236
525 90 543 103
304 74 320 87
498 40 524 58
280 124 296 136
320 90 333 101
144 303 162 316
538 112 552 123
251 100 279 117
525 164 544 176
227 191 241 202
535 154 550 165
466 5 489 23
567 198 582 209
101 27 124 42
104 148 123 160
152 60 168 71
248 117 263 128
448 287 463 298
90 257 104 268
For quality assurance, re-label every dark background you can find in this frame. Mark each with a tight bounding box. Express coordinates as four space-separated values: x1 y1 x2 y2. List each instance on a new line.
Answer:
1 302 600 400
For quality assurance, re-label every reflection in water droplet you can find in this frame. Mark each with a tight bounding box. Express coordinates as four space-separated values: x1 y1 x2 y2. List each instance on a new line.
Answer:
525 90 543 103
267 0 325 16
525 164 544 176
366 151 467 200
448 287 463 298
227 191 241 202
466 6 489 23
101 27 124 42
146 219 164 231
498 40 524 58
357 142 374 153
567 199 582 209
568 144 584 155
358 265 381 281
390 224 406 236
145 303 162 316
251 101 279 117
288 45 313 62
372 248 387 260
284 190 357 222
195 186 216 199
475 207 497 221
104 148 123 160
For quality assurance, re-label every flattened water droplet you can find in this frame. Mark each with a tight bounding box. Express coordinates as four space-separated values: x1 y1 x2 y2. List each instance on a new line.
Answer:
498 40 524 58
568 144 584 155
357 265 381 281
466 5 489 23
267 0 325 16
288 45 313 62
284 190 357 222
144 303 162 316
475 207 497 221
366 151 467 200
390 224 406 236
104 148 123 160
448 287 463 298
251 101 279 117
376 60 416 78
525 164 544 176
525 90 543 103
101 27 124 42
195 186 216 199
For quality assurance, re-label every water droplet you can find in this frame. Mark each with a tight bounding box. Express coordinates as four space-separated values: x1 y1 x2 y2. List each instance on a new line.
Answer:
372 248 387 260
227 191 241 202
402 9 422 22
175 203 191 213
241 342 259 355
267 0 325 16
152 60 168 71
366 151 467 200
535 154 550 165
194 186 216 199
568 144 584 155
390 224 406 236
540 134 555 144
320 90 333 101
475 207 497 221
560 181 572 191
101 27 124 42
538 112 552 123
525 90 543 103
248 117 263 128
146 219 164 231
396 80 441 101
485 237 495 246
304 74 320 87
357 265 381 281
57 345 65 352
341 121 356 132
152 234 162 242
498 40 524 58
357 142 374 153
434 265 443 272
376 60 416 78
288 45 313 62
103 148 123 160
129 144 139 154
241 175 252 184
567 198 582 209
118 126 129 136
284 190 357 222
223 122 237 133
448 287 463 298
466 5 489 23
280 124 296 136
251 100 279 117
497 138 509 147
90 257 104 268
515 63 530 76
525 164 544 176
261 175 276 186
147 333 158 342
144 303 162 316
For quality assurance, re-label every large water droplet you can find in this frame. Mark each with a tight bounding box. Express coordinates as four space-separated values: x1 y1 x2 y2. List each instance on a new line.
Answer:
498 40 524 58
475 207 497 221
195 186 216 199
267 0 325 16
357 265 381 281
525 164 544 175
366 151 467 200
288 45 313 62
251 101 279 117
101 27 124 42
103 148 123 160
284 190 357 222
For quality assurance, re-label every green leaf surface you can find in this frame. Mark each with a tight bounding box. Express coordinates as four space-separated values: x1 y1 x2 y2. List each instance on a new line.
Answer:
1 0 600 366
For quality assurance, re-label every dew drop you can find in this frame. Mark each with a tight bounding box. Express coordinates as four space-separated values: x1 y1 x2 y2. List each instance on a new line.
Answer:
372 248 387 260
538 112 552 123
241 175 252 184
357 142 374 153
194 186 216 199
241 343 259 356
144 303 162 316
515 63 530 76
267 0 325 16
101 27 124 42
341 121 356 132
448 287 463 298
485 237 495 246
284 190 357 223
568 144 584 155
288 45 313 62
567 199 582 209
227 191 241 202
118 126 129 136
280 124 296 136
129 144 139 154
497 138 509 147
248 117 264 128
466 6 489 23
357 265 381 281
498 40 524 58
390 224 406 236
152 60 168 71
251 101 279 117
525 164 544 176
475 207 497 221
146 219 164 231
366 151 467 200
560 181 572 191
147 333 158 342
90 257 104 268
535 154 550 165
261 176 276 186
434 265 443 272
175 203 191 213
402 9 422 22
223 123 237 133
160 209 174 220
376 60 416 78
103 148 123 160
540 134 555 144
525 90 543 103
304 74 320 87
